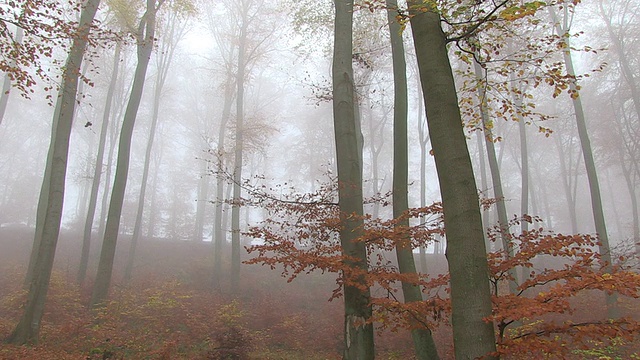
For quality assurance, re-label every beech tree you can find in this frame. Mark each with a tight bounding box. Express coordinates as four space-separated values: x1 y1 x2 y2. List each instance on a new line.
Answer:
7 0 102 344
91 0 166 308
332 0 374 357
77 41 122 285
406 1 497 358
386 0 439 358
123 0 191 283
549 3 617 318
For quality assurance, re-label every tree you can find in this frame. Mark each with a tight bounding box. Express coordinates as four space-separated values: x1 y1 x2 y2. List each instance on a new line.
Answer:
549 3 617 318
406 1 497 358
91 0 166 308
597 0 640 254
7 0 102 344
386 1 439 358
332 0 374 358
473 60 518 294
123 0 191 283
77 40 122 285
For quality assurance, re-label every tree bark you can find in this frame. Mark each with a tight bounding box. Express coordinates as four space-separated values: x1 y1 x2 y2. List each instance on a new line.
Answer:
91 0 163 308
77 41 122 285
550 6 617 318
8 0 101 344
230 1 249 293
408 3 497 358
124 10 184 283
333 0 375 358
386 1 439 358
474 61 518 294
212 74 234 289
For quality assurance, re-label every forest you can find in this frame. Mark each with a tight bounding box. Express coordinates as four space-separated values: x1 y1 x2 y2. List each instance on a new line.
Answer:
0 0 639 358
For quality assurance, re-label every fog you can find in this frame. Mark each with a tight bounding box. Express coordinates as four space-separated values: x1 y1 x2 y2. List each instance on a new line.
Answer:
0 0 639 357
1 0 635 243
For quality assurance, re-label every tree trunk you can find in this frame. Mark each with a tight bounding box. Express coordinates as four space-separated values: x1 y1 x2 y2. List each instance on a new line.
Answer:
8 0 101 344
475 130 491 249
230 6 248 293
91 0 162 307
611 105 640 253
212 74 234 289
333 0 374 358
554 134 579 233
124 11 184 282
386 1 439 358
474 61 518 294
417 75 432 265
77 41 122 285
408 3 497 359
550 6 617 318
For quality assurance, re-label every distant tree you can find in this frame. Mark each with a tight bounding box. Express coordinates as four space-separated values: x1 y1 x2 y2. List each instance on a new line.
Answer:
549 3 617 318
91 0 166 308
7 0 102 344
123 0 192 283
473 60 518 294
597 0 640 254
77 40 122 286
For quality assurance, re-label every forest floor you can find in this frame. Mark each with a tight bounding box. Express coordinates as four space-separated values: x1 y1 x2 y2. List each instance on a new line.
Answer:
0 227 447 359
1 226 638 359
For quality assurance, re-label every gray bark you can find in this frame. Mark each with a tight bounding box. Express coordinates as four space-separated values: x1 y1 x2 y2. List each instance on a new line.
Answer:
91 0 164 307
124 9 185 283
77 41 122 285
333 0 374 358
230 2 249 293
8 0 101 344
408 3 497 358
550 6 617 318
474 61 518 294
386 1 439 358
212 74 234 289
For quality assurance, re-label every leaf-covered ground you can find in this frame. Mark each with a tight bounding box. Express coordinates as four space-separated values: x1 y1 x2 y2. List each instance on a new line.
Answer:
0 227 426 359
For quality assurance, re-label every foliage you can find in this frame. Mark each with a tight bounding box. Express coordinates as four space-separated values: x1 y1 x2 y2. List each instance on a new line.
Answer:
242 177 640 358
0 0 114 99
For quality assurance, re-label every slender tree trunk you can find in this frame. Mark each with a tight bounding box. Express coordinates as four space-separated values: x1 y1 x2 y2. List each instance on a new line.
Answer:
91 0 163 307
474 61 518 293
97 101 120 239
123 12 183 282
8 0 101 344
145 152 160 238
77 42 122 285
366 101 383 220
512 80 530 233
231 9 248 293
554 134 579 232
386 1 438 358
212 75 234 289
194 161 209 242
408 3 497 358
550 6 617 318
122 78 161 283
417 77 431 265
333 0 374 358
